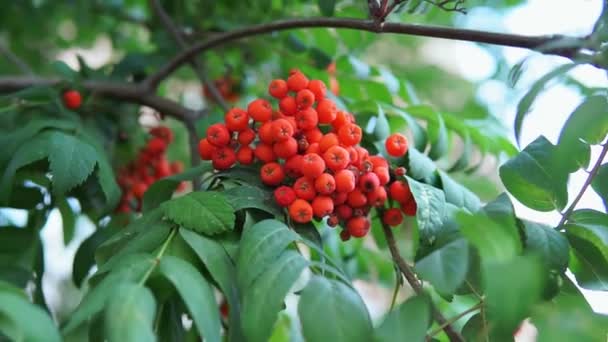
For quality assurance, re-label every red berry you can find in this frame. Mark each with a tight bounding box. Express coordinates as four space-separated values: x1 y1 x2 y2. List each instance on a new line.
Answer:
374 167 390 185
389 181 413 203
198 138 216 160
225 108 250 132
303 128 323 144
274 186 296 207
260 162 285 186
359 172 380 193
271 118 294 141
254 143 276 163
318 133 339 153
238 128 256 145
236 146 254 165
293 177 317 201
132 182 148 199
296 89 315 109
347 189 368 208
207 123 231 147
279 96 297 116
146 137 167 155
385 133 409 157
323 146 350 172
287 71 309 92
289 199 313 223
316 99 337 124
301 153 326 179
307 80 327 101
62 90 82 109
334 169 356 193
347 217 370 238
367 186 387 207
273 137 298 159
314 173 336 195
295 108 319 130
269 79 289 99
336 204 353 220
332 191 348 205
248 99 272 122
258 121 275 144
395 167 407 176
327 214 339 227
284 155 304 178
401 199 417 216
212 147 236 170
337 123 362 146
340 229 351 241
312 196 334 218
150 126 174 143
383 208 403 226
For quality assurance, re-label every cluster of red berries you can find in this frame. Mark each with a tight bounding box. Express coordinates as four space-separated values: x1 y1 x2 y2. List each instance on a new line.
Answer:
62 89 82 110
203 75 241 103
198 69 417 240
116 126 184 213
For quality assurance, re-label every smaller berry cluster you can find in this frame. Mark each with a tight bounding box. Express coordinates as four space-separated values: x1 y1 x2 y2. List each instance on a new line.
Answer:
198 69 417 240
116 126 184 213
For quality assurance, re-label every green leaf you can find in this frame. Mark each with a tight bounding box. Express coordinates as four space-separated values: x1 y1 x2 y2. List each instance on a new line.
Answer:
447 131 473 172
95 154 121 211
0 292 61 342
458 211 521 263
428 112 449 160
237 219 299 290
374 295 431 342
499 136 568 211
437 171 481 213
514 63 578 145
241 250 308 342
162 191 235 235
51 60 78 81
104 282 156 342
387 107 427 151
73 225 119 287
298 276 373 342
406 147 437 184
48 131 98 195
317 0 336 16
414 239 469 295
532 297 608 342
224 184 282 217
158 256 222 342
566 210 608 290
591 163 608 211
373 105 390 141
179 229 243 341
8 185 43 209
406 176 446 243
143 162 212 212
484 256 545 334
63 255 156 333
522 220 569 272
58 198 77 245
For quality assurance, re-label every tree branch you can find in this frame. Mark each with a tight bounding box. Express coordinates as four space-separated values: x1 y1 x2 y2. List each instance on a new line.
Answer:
0 76 195 122
146 17 586 86
557 142 608 228
147 0 230 111
381 219 464 342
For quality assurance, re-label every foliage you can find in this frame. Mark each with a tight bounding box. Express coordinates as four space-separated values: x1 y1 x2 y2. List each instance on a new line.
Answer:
1 0 607 341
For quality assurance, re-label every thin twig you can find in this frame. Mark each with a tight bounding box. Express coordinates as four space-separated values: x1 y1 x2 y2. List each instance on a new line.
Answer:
146 17 586 87
0 42 34 75
557 142 608 228
428 301 483 338
147 0 230 111
381 218 464 342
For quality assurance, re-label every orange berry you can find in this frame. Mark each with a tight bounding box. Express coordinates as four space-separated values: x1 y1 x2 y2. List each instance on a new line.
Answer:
225 108 249 132
271 118 294 141
319 133 339 153
274 186 296 207
289 199 313 223
347 189 368 208
236 146 254 165
383 208 403 226
296 89 315 109
303 128 323 144
273 137 298 159
248 98 273 122
317 99 337 124
258 121 275 144
238 128 256 145
385 133 409 157
260 162 285 186
335 169 356 193
389 181 413 203
332 110 351 131
269 79 288 99
279 96 297 116
293 177 317 201
254 143 276 163
401 198 417 216
307 79 327 101
212 146 236 170
287 71 309 92
207 123 231 146
312 196 334 218
284 155 304 178
337 123 362 146
323 145 350 172
302 153 326 179
306 142 321 155
198 138 216 160
368 155 389 169
347 216 370 238
295 108 319 130
314 173 336 195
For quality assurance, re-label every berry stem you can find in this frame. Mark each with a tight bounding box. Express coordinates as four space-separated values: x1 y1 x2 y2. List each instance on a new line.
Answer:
380 213 464 342
138 227 178 286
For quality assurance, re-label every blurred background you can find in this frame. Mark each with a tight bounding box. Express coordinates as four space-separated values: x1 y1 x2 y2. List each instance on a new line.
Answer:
1 0 606 337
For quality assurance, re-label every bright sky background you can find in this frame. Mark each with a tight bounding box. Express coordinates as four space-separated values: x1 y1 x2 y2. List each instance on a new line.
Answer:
10 0 605 320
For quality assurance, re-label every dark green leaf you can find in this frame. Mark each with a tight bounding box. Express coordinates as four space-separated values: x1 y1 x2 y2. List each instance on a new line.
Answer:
158 256 222 342
591 163 608 211
143 162 212 212
95 154 121 211
522 220 569 272
224 185 282 217
566 211 608 290
241 250 308 342
437 171 481 213
484 256 545 334
0 292 61 342
514 63 578 145
299 276 373 342
458 211 521 263
58 198 77 245
8 185 43 209
73 225 119 287
237 219 299 290
428 113 449 160
499 136 568 211
104 282 156 342
406 176 446 243
162 191 235 235
447 131 472 172
317 0 336 16
374 295 431 342
415 239 469 295
51 60 78 81
48 131 98 195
